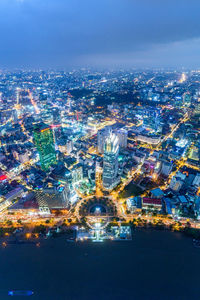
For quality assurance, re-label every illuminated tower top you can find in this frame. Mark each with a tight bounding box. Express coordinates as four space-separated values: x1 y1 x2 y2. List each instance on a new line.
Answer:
104 132 119 154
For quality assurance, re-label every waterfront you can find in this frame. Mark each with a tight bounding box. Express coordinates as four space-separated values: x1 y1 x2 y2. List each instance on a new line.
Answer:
0 230 200 300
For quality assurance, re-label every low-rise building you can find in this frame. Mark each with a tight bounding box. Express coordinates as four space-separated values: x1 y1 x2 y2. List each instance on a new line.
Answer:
126 196 142 213
142 197 162 209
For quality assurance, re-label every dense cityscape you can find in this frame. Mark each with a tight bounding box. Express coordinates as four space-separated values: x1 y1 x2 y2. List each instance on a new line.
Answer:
0 69 199 243
1 0 200 298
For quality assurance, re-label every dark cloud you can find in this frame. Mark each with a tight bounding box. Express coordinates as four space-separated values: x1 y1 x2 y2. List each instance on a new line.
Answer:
0 0 199 68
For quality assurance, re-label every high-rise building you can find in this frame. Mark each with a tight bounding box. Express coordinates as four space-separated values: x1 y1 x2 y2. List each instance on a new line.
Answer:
71 163 83 184
115 128 128 148
194 102 200 116
103 132 120 190
61 184 71 205
98 126 128 153
52 107 61 125
51 107 63 142
12 110 18 123
33 123 57 171
160 161 172 176
183 92 191 107
61 182 77 205
97 126 110 153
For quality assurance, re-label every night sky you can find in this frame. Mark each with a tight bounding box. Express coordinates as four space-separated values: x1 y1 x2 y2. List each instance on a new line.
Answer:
0 0 199 69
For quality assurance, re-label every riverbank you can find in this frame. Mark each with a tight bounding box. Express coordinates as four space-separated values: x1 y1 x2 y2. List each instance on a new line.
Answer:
1 219 200 246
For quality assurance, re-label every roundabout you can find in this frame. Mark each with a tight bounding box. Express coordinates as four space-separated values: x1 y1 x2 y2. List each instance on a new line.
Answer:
78 196 117 217
75 196 117 229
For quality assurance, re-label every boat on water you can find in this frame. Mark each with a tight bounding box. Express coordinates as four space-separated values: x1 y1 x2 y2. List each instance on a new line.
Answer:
8 290 34 296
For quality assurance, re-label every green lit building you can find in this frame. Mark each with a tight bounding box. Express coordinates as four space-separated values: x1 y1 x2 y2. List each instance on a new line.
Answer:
33 123 57 171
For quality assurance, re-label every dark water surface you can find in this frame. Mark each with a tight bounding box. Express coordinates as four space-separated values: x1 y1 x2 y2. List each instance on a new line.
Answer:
0 230 199 300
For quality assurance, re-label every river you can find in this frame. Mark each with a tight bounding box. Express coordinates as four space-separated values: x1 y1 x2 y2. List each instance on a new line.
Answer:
0 230 199 300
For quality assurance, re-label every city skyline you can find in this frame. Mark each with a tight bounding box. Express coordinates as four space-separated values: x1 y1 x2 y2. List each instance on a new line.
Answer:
0 67 199 299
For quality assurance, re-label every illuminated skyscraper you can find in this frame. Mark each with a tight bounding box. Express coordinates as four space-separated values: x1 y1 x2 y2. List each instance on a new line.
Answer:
97 126 110 153
51 107 63 142
103 132 120 190
52 107 61 125
115 128 128 148
33 123 57 171
98 126 127 153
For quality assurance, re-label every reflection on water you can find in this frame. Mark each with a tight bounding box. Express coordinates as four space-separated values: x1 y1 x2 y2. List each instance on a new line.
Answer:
8 290 34 296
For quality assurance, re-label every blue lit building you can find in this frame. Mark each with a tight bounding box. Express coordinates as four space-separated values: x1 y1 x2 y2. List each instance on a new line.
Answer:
103 132 120 190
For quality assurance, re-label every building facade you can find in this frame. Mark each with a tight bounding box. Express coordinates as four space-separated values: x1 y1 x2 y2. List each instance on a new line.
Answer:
103 133 120 190
97 126 110 153
33 123 57 171
115 128 128 148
